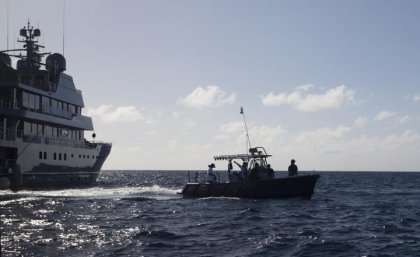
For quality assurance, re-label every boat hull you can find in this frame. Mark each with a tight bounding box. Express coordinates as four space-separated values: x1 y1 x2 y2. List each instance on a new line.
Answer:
181 174 320 199
0 142 111 190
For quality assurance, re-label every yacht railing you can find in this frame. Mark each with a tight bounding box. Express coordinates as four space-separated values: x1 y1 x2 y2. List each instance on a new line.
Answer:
0 129 20 141
0 128 108 148
0 100 15 109
0 159 16 172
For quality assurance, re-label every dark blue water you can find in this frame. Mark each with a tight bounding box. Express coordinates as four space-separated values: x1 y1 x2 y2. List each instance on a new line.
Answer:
1 171 420 257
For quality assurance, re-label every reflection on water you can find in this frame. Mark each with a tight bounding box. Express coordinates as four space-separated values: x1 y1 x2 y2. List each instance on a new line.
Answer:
2 171 420 257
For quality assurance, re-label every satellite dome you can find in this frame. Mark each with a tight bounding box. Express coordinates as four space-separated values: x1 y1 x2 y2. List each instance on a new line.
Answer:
0 53 11 67
46 53 66 73
33 28 41 37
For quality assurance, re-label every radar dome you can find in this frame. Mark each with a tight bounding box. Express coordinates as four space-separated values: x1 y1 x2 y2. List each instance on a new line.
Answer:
46 53 66 73
20 28 27 37
33 28 41 37
0 53 11 67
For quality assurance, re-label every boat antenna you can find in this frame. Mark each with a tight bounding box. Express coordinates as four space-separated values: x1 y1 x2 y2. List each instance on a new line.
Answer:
6 0 10 50
240 106 252 153
62 0 66 56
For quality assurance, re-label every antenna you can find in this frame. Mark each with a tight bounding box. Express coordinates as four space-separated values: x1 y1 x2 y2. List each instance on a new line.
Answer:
6 0 10 50
62 0 66 56
240 106 252 153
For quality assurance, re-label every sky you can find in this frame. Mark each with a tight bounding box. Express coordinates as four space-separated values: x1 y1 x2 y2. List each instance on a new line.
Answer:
1 0 420 171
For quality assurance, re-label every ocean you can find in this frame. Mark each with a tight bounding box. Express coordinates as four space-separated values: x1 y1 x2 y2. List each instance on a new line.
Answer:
1 171 420 257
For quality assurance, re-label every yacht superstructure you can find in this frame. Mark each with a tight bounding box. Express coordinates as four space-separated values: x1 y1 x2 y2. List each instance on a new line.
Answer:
0 23 111 190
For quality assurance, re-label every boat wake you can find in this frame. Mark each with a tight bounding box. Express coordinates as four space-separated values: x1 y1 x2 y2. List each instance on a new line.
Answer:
0 185 181 204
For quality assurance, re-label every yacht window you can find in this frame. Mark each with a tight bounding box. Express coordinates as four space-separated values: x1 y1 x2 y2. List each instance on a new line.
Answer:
53 153 57 160
37 124 43 136
23 121 31 136
59 153 62 160
34 95 40 110
39 151 42 160
43 152 47 159
64 153 67 161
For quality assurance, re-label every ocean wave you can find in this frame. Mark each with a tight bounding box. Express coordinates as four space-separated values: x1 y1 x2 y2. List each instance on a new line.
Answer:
134 229 183 240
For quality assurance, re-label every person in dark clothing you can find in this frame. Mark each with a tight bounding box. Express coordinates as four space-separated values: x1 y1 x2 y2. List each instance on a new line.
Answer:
249 163 260 180
288 159 298 176
267 164 274 179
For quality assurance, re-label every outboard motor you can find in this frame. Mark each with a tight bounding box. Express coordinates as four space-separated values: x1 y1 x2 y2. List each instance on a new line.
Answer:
46 53 66 83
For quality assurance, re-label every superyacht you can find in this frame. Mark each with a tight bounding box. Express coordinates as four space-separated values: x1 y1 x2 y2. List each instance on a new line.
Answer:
0 23 111 190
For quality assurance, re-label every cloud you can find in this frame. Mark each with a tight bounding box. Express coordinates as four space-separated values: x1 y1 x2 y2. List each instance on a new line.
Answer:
296 125 351 143
381 130 420 150
374 111 397 121
353 116 368 128
399 115 410 124
217 121 286 146
262 85 354 112
296 84 315 91
178 85 236 108
85 105 144 123
414 95 420 102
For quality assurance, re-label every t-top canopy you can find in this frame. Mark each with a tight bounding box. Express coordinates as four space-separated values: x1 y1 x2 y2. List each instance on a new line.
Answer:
214 153 272 161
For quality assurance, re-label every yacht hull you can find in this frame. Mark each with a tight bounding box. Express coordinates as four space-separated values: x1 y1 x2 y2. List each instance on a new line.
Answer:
0 142 111 190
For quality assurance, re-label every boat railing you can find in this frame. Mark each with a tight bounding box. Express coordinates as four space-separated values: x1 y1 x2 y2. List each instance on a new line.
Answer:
0 128 110 149
0 128 20 141
0 100 15 109
187 170 224 184
44 137 95 149
19 134 97 149
0 159 16 171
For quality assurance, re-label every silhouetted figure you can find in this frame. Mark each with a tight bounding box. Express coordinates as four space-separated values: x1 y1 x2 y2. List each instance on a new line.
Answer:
207 163 217 183
228 160 233 174
234 161 248 178
249 162 260 180
288 159 298 176
267 164 274 179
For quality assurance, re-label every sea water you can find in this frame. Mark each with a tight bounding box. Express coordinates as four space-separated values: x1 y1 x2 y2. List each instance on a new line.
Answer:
1 171 420 257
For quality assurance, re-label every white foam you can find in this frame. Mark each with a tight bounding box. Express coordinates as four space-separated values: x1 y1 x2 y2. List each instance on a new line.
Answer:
0 185 181 202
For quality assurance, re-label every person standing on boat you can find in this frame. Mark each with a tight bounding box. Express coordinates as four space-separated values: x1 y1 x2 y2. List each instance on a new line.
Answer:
234 161 248 178
228 160 233 174
288 159 298 176
267 164 274 179
207 163 217 183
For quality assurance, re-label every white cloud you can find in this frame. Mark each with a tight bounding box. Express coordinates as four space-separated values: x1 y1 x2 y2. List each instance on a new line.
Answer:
399 115 410 124
219 121 244 135
414 95 420 102
353 116 368 128
296 125 351 143
374 111 397 121
85 105 144 123
217 121 286 146
167 139 178 151
178 85 236 108
262 85 354 112
296 84 315 91
381 130 420 150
